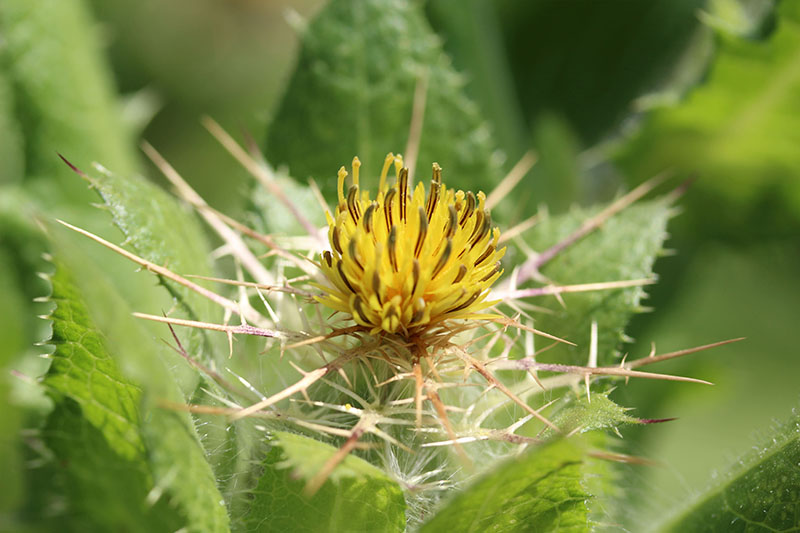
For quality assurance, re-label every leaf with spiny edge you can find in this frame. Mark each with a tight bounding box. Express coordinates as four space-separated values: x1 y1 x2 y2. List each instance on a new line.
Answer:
655 405 800 532
524 199 673 368
421 438 592 533
41 239 231 532
83 164 218 360
242 431 406 533
37 258 185 531
265 0 502 200
551 392 646 437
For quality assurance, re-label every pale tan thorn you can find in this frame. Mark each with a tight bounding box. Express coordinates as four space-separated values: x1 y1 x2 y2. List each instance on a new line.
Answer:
494 359 713 385
518 171 671 283
158 401 252 417
284 325 363 350
423 354 443 383
185 274 314 298
403 69 430 185
142 141 276 285
201 116 323 244
620 353 630 384
486 150 538 210
162 321 257 401
286 335 326 349
307 177 331 217
369 426 414 454
497 278 656 301
585 321 598 402
565 425 585 438
626 338 745 369
553 291 567 309
426 388 470 464
589 450 658 466
133 312 279 338
421 435 487 447
231 352 357 420
304 418 370 497
488 315 576 346
56 219 268 326
291 420 358 439
413 361 424 428
199 206 315 275
529 368 546 391
498 213 541 244
454 346 561 433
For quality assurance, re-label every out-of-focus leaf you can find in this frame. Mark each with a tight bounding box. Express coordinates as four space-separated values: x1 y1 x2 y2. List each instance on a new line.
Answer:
0 250 25 518
614 243 800 528
495 0 709 146
249 172 328 236
422 438 589 533
243 431 406 532
656 407 800 532
0 0 137 204
525 199 672 367
425 0 528 163
266 0 502 199
0 192 53 528
0 71 24 184
615 2 800 237
528 113 582 214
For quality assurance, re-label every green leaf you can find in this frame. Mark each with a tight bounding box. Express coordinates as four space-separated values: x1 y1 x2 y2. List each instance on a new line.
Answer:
493 0 709 146
424 0 529 163
552 393 642 437
525 199 672 367
40 258 183 532
421 439 590 533
614 1 800 236
86 165 217 339
0 70 24 184
0 250 25 517
45 235 231 533
657 407 800 532
0 0 137 204
266 0 502 199
249 172 328 236
243 431 406 533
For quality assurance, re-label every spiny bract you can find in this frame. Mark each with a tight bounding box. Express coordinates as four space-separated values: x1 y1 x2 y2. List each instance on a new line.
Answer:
316 153 505 337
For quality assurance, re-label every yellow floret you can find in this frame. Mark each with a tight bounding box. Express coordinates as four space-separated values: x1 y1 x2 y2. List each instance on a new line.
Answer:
316 154 505 337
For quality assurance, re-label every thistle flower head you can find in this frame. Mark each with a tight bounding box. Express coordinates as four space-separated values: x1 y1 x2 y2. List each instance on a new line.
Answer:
317 153 505 338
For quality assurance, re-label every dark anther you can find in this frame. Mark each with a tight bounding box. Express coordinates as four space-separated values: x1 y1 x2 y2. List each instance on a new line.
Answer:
337 260 357 294
460 191 476 226
388 226 398 272
432 238 452 279
414 207 428 258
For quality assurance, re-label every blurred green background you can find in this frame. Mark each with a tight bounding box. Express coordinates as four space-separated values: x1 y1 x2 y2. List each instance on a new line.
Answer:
2 0 798 529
